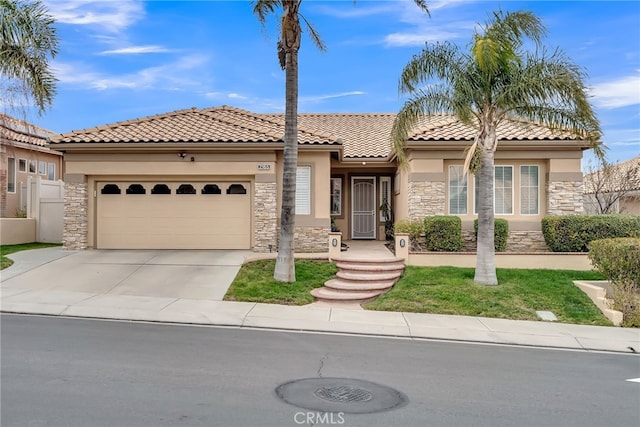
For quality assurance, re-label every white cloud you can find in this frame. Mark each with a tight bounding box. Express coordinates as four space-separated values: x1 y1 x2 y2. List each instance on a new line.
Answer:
53 54 211 91
99 45 171 55
591 73 640 109
384 30 463 47
43 0 144 32
300 91 366 103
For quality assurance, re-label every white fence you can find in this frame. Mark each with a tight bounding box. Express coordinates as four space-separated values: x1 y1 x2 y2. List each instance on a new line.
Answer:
23 176 64 243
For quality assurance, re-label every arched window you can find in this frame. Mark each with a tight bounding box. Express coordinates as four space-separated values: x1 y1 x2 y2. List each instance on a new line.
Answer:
201 184 222 195
126 184 146 194
151 184 171 194
176 184 196 194
101 184 121 195
226 184 247 195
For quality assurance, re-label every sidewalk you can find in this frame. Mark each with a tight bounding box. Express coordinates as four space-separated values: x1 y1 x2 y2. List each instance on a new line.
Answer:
1 248 638 354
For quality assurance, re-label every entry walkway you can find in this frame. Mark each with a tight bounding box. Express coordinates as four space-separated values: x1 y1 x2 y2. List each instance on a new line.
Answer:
1 247 638 354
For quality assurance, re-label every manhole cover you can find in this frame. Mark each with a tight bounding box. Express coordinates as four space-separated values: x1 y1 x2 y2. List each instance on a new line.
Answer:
275 378 407 414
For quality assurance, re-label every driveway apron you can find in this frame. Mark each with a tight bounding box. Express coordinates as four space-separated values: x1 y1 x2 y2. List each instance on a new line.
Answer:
0 249 250 301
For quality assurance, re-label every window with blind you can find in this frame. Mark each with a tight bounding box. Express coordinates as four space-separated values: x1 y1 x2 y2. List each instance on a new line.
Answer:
474 166 514 214
296 166 311 215
520 165 539 215
7 158 16 193
494 166 513 214
448 165 468 214
379 177 391 220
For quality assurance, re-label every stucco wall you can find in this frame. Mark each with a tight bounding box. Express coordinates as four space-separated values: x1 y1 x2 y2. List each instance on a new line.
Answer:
0 218 36 245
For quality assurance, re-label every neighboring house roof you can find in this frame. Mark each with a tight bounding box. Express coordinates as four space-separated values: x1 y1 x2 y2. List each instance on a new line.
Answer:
584 155 640 194
49 106 591 160
51 106 337 146
0 113 56 147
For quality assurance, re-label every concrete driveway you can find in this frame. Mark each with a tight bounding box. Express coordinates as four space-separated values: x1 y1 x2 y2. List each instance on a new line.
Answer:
1 248 250 301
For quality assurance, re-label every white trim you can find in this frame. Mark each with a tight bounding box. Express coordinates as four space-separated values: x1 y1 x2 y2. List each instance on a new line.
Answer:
7 157 16 193
330 177 342 216
38 160 47 175
494 165 514 215
448 165 468 215
18 158 27 172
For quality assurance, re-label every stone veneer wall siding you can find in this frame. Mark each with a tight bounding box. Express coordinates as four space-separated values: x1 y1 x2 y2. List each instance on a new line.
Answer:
547 180 585 215
253 181 277 253
294 226 329 252
63 181 88 250
462 230 548 252
408 181 445 220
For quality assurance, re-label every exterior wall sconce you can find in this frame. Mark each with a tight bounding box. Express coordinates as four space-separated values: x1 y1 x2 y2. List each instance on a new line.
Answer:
332 238 338 247
178 152 186 159
399 238 406 248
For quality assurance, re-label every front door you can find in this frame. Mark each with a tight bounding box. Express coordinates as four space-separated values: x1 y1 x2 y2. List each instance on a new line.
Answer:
351 177 376 239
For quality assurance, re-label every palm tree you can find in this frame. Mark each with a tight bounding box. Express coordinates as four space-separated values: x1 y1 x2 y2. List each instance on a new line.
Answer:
252 1 325 282
391 10 601 285
1 0 58 114
253 1 429 282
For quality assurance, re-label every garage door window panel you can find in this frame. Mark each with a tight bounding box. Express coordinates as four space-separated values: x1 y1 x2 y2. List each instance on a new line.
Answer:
227 184 247 195
151 184 171 194
202 184 222 195
101 184 122 194
126 184 146 194
177 184 196 194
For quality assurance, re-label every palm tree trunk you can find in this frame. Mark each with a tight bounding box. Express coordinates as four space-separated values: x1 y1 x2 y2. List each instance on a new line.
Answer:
474 142 498 285
273 25 299 283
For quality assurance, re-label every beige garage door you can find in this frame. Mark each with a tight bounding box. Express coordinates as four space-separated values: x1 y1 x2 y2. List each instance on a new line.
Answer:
96 181 251 249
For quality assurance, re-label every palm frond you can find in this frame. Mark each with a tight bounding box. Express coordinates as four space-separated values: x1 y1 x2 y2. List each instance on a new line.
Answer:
399 41 462 94
299 14 326 52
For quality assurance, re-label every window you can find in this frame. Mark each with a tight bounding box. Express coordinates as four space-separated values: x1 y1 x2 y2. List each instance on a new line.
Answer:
47 162 55 180
226 184 247 195
19 159 26 172
296 166 311 215
7 158 16 193
29 159 37 173
151 184 171 194
379 177 391 220
101 184 121 194
520 165 539 215
126 184 146 194
38 161 46 175
201 184 221 194
330 177 342 216
176 184 196 194
448 166 467 214
494 166 513 214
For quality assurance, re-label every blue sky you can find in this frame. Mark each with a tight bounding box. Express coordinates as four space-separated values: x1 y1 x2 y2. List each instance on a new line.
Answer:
24 1 640 164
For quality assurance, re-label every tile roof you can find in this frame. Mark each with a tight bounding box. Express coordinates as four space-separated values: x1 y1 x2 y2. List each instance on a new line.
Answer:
51 106 337 145
1 113 56 147
50 106 589 159
584 155 640 193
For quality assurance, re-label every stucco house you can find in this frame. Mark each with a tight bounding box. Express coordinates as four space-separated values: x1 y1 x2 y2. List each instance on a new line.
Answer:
584 155 640 214
49 106 590 252
1 114 62 218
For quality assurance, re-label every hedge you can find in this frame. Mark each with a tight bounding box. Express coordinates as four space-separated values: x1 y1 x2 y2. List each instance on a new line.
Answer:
588 238 640 287
542 215 640 252
474 218 509 252
394 219 424 244
424 216 463 252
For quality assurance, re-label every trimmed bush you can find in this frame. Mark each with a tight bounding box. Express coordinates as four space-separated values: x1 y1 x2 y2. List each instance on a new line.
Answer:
424 216 463 252
474 218 509 252
394 219 424 245
542 215 640 252
588 238 640 327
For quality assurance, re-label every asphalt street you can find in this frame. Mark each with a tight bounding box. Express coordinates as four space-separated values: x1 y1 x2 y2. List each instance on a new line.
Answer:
1 314 639 427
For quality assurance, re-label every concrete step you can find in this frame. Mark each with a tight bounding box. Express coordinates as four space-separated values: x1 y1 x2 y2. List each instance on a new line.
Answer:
335 262 405 272
331 256 404 264
324 278 396 292
336 270 403 282
310 287 385 303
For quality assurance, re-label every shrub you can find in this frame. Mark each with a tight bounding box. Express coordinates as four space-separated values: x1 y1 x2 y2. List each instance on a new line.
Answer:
588 238 640 327
424 216 463 252
394 219 424 249
474 218 509 252
542 215 640 252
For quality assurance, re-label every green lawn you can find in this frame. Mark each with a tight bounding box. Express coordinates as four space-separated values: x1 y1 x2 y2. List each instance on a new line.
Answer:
0 242 61 270
224 260 611 326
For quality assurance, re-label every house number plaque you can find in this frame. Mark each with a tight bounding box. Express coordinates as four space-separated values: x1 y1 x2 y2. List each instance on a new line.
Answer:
257 164 271 170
